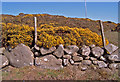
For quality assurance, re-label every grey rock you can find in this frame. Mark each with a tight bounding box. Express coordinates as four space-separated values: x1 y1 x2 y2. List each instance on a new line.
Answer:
63 59 69 66
105 43 118 54
108 55 119 61
90 44 95 48
92 61 98 65
69 59 74 65
0 55 9 68
109 63 118 69
4 43 34 68
98 61 107 68
63 55 71 59
35 55 63 70
82 60 92 66
90 57 97 61
64 45 79 55
81 45 90 57
40 46 56 55
92 47 104 58
34 52 40 56
81 66 87 71
53 44 64 58
73 56 83 62
0 47 5 54
100 56 106 61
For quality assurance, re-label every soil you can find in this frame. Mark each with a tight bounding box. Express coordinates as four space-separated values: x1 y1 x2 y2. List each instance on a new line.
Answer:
1 64 120 80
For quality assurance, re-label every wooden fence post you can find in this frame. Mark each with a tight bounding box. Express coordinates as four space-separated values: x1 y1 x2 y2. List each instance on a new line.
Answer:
34 17 37 45
99 20 106 48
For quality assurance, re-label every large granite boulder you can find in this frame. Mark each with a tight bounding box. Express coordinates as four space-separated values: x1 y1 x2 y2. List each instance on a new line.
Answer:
80 45 90 57
92 47 104 58
0 55 9 68
35 55 63 70
53 44 64 58
4 43 34 68
40 47 56 55
105 43 118 54
64 45 79 55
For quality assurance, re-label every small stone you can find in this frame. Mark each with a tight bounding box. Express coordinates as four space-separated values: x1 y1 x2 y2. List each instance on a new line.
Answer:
90 44 95 48
0 55 9 68
100 56 106 61
73 56 83 62
40 46 56 55
98 61 107 68
109 63 118 69
108 55 119 61
74 62 81 66
90 57 97 61
69 59 74 65
34 52 40 56
64 45 79 55
63 59 69 66
81 45 90 57
85 56 90 60
63 55 71 59
92 61 98 65
81 66 87 71
72 52 78 56
53 44 64 58
105 43 118 54
0 47 5 54
92 47 104 58
82 60 92 66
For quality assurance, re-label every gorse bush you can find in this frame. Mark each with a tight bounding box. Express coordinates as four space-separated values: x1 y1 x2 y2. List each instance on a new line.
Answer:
1 23 109 48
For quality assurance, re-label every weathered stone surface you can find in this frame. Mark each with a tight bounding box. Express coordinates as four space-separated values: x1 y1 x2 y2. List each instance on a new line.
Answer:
90 57 97 61
97 61 107 68
35 55 63 70
69 59 74 65
64 45 79 54
81 45 90 57
63 59 69 66
4 43 34 68
82 60 92 66
53 44 64 58
0 55 9 68
40 47 56 55
100 56 106 61
0 47 5 54
72 52 78 56
85 56 90 60
92 47 104 58
72 56 83 62
109 63 118 69
105 43 118 54
63 55 71 59
92 61 98 65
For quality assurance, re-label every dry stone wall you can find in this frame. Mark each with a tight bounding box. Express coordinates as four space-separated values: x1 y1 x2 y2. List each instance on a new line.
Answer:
0 43 119 71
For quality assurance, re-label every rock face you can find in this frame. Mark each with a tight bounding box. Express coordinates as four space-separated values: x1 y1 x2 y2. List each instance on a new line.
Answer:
35 55 63 70
4 43 34 68
0 55 9 68
92 47 104 58
81 45 90 57
53 44 64 58
40 47 56 55
105 43 118 54
97 61 107 68
64 45 79 54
